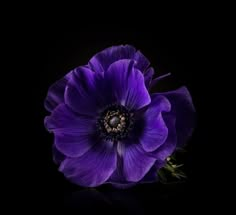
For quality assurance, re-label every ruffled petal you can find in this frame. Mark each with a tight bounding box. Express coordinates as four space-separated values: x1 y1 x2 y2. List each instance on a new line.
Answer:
157 87 195 147
105 59 151 110
44 104 96 157
140 95 171 152
89 45 150 73
64 66 109 116
59 141 117 187
44 72 72 112
151 114 177 161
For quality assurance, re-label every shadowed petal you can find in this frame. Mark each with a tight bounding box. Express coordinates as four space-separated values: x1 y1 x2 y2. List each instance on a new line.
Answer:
155 160 167 170
133 50 150 71
52 144 65 165
156 87 195 147
108 164 158 189
59 141 117 187
144 67 154 88
44 72 72 112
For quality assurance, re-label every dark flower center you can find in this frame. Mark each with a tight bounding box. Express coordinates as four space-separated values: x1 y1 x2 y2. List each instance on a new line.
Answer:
108 116 120 128
97 104 134 141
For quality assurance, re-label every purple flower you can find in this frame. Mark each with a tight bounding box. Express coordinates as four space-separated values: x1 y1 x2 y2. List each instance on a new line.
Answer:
44 45 195 188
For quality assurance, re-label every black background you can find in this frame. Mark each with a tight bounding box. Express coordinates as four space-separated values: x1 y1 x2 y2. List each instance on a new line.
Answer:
10 10 225 212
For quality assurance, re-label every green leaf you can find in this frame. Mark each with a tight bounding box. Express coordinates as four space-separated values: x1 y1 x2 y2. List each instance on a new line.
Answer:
158 154 187 183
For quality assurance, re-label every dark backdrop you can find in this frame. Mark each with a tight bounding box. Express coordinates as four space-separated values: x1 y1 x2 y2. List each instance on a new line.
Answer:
21 22 219 212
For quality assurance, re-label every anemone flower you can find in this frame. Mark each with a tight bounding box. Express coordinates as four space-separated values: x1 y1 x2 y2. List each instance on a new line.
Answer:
44 45 195 188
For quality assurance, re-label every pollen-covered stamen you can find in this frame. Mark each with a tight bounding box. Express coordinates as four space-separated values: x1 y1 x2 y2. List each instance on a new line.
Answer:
104 111 127 133
97 104 134 141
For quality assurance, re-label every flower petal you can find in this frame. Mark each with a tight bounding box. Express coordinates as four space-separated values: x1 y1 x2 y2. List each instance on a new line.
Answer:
54 132 98 158
121 141 156 182
44 104 96 157
52 144 65 165
155 160 166 170
44 72 72 112
157 87 195 147
105 59 151 110
144 67 154 88
133 50 150 71
59 141 117 187
89 45 150 73
140 95 171 152
151 114 177 161
64 66 108 116
108 164 158 189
